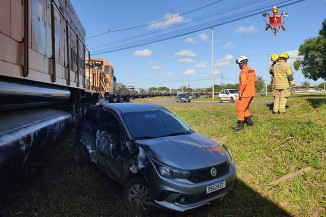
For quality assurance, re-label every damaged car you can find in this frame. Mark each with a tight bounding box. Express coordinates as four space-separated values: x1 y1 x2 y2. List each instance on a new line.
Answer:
74 103 236 212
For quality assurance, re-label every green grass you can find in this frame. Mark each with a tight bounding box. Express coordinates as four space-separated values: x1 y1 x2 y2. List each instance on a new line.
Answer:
1 94 326 217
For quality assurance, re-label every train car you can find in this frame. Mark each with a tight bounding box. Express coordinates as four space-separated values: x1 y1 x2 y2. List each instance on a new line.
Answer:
0 0 106 191
85 57 115 97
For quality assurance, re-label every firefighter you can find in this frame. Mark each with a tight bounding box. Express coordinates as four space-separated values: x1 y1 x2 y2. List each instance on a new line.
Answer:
270 53 279 91
271 52 295 113
232 56 257 131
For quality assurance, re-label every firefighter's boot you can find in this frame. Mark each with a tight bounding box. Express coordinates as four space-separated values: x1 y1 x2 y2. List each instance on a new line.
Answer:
244 116 254 126
232 121 244 131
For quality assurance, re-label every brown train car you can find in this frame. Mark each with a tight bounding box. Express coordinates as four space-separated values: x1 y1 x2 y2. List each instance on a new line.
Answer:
0 0 103 192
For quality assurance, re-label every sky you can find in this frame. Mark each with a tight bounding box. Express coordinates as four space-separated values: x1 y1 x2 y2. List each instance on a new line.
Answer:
71 0 326 90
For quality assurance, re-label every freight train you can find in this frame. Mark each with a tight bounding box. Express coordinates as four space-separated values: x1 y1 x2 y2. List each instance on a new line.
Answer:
0 0 183 192
0 0 114 190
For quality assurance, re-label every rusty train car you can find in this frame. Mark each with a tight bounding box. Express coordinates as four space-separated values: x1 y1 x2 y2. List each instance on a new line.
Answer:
0 0 108 190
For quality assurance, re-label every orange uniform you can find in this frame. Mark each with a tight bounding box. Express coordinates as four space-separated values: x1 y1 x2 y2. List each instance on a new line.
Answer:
237 65 257 121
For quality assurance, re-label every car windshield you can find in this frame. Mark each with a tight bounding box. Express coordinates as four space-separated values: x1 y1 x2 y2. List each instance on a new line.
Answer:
177 94 188 97
121 110 193 139
229 90 239 93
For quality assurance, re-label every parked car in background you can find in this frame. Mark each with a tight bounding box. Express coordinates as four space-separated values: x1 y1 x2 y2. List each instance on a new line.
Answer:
175 93 191 103
74 103 236 212
204 93 212 98
218 89 239 103
187 93 197 100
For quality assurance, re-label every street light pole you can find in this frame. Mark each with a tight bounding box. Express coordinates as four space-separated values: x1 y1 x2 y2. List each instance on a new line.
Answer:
211 27 215 100
265 53 268 96
182 73 184 92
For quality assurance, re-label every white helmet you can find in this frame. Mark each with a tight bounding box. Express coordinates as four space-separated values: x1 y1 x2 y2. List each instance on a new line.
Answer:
236 56 248 64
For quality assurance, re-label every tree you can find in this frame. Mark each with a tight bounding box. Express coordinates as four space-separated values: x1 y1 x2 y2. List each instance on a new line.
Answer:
301 81 310 90
157 86 169 91
148 87 157 91
294 19 326 80
318 82 326 90
255 76 265 93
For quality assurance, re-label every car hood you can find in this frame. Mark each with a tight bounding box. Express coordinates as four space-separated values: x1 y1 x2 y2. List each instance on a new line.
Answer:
136 132 229 170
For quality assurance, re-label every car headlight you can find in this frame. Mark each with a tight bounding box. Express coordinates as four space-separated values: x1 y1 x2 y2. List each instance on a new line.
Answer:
151 158 190 179
222 145 234 164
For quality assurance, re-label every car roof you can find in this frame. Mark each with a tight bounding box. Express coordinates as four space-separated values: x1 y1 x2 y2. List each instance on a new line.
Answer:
103 103 166 113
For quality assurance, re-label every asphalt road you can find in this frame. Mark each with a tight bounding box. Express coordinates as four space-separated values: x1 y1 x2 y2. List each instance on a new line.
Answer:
153 97 274 105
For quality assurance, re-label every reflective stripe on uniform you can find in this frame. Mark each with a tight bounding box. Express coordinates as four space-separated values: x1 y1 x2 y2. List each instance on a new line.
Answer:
274 73 288 78
274 83 290 88
286 69 294 75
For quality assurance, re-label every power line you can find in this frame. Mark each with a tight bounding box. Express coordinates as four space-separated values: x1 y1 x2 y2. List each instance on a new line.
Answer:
86 0 223 38
90 0 268 51
92 0 304 54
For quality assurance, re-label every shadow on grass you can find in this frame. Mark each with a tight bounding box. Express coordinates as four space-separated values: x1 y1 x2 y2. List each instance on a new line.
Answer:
306 98 326 109
266 103 274 111
0 133 291 217
266 103 289 112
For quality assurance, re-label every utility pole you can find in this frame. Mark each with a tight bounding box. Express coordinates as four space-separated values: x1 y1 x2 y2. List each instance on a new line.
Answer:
265 53 268 96
324 80 325 91
221 72 224 90
211 27 215 100
182 73 184 92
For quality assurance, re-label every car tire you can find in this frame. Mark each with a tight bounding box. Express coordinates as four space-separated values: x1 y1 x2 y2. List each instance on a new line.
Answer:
230 97 235 103
123 177 151 211
218 97 222 103
74 142 89 166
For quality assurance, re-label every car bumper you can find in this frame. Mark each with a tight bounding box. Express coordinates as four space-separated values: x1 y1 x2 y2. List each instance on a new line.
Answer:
145 160 236 212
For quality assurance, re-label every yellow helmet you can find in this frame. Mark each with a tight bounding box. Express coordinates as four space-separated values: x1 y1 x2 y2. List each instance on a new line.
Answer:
272 6 278 13
279 52 289 59
271 53 279 62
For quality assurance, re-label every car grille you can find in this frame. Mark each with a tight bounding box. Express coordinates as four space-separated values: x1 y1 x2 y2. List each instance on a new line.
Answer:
188 161 229 183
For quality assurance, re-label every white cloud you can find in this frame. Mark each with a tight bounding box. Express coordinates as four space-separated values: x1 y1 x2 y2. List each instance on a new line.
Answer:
148 61 153 64
166 72 173 76
235 25 257 34
152 65 162 70
133 49 152 57
285 50 303 64
178 58 195 63
183 69 197 75
222 41 233 49
174 50 196 57
185 38 196 44
195 62 207 68
198 33 209 41
214 69 222 75
149 13 188 29
214 54 234 67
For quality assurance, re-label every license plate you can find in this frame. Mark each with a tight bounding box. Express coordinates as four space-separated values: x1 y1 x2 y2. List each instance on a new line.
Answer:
206 180 226 194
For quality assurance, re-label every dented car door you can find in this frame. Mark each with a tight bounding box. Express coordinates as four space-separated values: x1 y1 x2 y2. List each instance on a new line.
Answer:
95 110 124 182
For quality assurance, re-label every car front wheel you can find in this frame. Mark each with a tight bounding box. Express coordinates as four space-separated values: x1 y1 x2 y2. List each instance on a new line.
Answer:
123 177 151 210
230 97 235 103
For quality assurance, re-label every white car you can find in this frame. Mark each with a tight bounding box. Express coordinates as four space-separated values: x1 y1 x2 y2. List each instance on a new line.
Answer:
218 89 239 103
